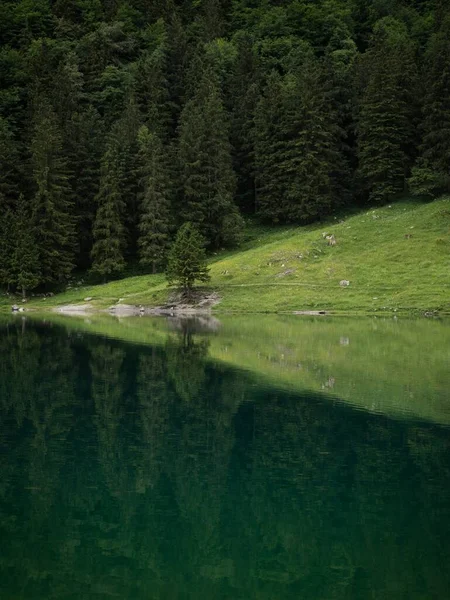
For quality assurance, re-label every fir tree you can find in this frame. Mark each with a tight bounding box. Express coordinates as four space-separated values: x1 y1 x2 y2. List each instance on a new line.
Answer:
116 97 141 258
133 20 171 134
282 55 347 222
30 97 75 285
0 116 20 210
0 210 15 290
178 68 242 248
91 130 127 278
10 195 40 299
409 15 450 197
137 125 172 273
65 106 102 269
254 71 288 222
255 55 345 224
166 222 210 298
355 18 419 203
230 31 260 214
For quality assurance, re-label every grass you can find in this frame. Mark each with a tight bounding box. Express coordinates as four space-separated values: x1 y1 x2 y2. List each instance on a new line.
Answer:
1 196 450 314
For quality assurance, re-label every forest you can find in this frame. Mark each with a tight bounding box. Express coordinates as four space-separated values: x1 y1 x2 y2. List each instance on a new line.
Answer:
0 0 449 293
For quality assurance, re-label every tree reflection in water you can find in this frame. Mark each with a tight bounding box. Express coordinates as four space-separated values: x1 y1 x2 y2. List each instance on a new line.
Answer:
0 318 449 599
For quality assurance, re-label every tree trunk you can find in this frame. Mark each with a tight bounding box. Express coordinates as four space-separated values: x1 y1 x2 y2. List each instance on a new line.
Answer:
22 286 26 300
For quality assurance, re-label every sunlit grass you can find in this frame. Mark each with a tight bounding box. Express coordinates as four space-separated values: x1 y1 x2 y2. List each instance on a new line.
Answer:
1 196 449 314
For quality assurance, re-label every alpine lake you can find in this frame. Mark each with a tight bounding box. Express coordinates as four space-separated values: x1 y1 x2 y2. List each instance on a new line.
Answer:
0 312 449 600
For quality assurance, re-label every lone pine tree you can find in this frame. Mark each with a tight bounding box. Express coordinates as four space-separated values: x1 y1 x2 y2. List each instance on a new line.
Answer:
166 222 210 298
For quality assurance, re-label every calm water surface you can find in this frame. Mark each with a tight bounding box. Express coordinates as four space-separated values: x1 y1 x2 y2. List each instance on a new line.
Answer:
0 315 449 599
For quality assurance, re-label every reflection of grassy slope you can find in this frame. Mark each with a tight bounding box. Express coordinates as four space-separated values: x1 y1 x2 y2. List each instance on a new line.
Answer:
11 313 450 425
2 197 449 313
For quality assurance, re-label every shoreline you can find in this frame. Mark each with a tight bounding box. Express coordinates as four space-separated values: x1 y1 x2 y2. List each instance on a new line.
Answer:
1 303 445 319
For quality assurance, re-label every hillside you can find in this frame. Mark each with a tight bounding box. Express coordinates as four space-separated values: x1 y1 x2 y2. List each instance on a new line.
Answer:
2 197 450 315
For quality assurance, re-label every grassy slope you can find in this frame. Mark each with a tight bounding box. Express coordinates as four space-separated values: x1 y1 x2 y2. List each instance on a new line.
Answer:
2 197 450 314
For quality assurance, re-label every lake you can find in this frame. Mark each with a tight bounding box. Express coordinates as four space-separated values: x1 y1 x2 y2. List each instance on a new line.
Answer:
0 314 449 599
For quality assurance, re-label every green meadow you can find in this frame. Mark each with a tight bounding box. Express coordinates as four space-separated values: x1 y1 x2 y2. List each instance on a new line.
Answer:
2 197 449 315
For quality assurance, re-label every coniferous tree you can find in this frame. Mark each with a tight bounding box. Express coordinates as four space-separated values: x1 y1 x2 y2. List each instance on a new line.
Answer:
116 96 142 258
10 194 40 299
0 116 20 210
355 18 418 203
91 131 127 278
409 15 450 197
65 106 102 269
230 31 260 214
254 70 287 222
283 54 348 222
0 210 15 290
179 68 242 248
137 125 172 273
256 54 345 223
133 20 171 133
30 97 75 285
166 222 210 298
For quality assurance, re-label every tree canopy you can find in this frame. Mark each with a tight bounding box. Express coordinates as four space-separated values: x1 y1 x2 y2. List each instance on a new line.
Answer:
0 0 447 294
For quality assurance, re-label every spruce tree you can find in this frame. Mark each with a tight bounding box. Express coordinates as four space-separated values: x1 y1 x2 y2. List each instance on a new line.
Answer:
137 125 172 273
10 195 40 299
178 68 242 248
282 55 347 222
409 15 450 197
116 97 141 259
255 55 345 224
91 130 127 278
166 222 210 298
355 18 418 203
65 106 102 269
30 97 75 285
0 116 20 211
0 210 15 291
230 32 260 214
254 71 288 222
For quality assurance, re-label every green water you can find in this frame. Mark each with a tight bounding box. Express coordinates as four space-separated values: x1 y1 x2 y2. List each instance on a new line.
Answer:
0 315 449 599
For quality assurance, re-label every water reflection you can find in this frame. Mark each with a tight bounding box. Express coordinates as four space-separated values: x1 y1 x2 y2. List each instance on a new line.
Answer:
0 318 449 599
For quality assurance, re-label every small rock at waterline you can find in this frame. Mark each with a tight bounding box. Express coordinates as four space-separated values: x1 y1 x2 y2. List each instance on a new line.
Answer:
84 297 92 301
339 280 350 287
11 305 19 312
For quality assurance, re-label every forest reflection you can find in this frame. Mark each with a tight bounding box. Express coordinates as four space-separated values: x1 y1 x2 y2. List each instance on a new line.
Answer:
0 318 449 599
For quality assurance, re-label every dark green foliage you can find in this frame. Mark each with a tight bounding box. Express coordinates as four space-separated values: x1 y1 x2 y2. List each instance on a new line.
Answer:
30 97 75 285
179 69 243 248
254 71 287 222
255 54 346 223
0 116 20 209
0 0 446 288
10 194 40 298
0 210 15 290
166 222 210 295
409 16 450 197
137 125 172 273
91 131 127 277
355 18 419 204
65 106 102 269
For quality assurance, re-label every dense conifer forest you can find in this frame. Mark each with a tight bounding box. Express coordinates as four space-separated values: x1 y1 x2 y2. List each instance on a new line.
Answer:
0 0 449 293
